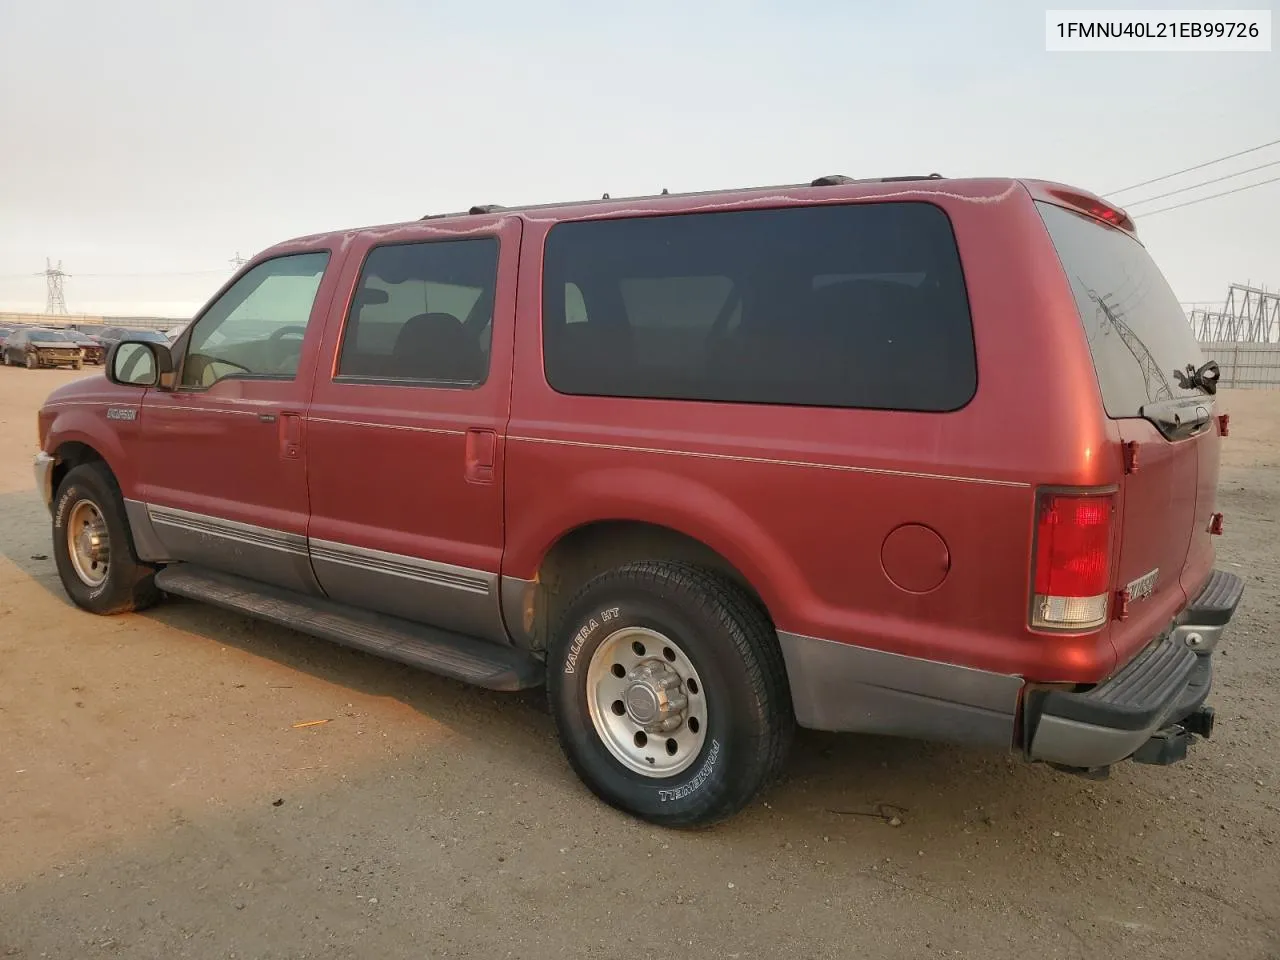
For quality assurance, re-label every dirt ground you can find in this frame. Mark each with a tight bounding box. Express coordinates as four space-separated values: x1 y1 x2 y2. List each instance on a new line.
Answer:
1 368 1277 960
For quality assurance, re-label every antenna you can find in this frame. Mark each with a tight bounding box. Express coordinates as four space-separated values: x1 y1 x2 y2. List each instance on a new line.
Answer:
43 258 69 314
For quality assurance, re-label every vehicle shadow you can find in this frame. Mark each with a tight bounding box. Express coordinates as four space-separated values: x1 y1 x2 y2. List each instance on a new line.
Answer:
0 487 1111 832
8 486 1260 960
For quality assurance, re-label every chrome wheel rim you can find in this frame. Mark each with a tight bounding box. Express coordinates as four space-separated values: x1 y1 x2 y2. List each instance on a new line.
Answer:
585 626 708 778
66 499 110 588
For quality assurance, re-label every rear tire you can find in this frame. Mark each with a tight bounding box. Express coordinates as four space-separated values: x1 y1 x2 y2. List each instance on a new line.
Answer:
547 561 794 827
52 462 161 615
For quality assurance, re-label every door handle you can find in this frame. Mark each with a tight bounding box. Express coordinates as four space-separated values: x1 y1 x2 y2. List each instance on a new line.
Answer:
279 412 303 460
464 428 496 484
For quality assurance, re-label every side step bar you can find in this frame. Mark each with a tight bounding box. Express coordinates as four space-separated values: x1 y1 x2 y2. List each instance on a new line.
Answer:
155 564 544 691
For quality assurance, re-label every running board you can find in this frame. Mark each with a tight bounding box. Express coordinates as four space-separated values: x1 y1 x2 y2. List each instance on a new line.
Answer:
154 564 544 691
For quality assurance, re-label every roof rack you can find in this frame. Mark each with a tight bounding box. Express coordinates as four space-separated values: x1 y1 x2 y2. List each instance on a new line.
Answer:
812 173 944 186
419 172 950 220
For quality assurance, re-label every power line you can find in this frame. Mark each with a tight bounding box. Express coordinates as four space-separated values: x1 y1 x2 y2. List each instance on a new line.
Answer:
1122 157 1280 208
0 268 229 280
1135 174 1280 218
74 269 229 278
1104 136 1280 196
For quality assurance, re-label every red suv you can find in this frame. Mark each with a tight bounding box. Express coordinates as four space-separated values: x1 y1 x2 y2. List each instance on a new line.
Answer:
35 174 1242 826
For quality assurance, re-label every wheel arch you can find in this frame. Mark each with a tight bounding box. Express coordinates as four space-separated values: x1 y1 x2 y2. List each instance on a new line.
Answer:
50 440 110 502
506 518 779 655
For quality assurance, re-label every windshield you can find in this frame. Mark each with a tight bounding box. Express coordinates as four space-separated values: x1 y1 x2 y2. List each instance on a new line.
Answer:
31 330 70 342
1037 201 1205 419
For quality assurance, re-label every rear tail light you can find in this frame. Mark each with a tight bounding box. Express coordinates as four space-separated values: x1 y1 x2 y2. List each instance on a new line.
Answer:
1031 491 1115 630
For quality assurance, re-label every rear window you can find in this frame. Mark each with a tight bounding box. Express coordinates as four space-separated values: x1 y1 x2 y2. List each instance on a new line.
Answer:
541 202 977 411
1037 201 1204 418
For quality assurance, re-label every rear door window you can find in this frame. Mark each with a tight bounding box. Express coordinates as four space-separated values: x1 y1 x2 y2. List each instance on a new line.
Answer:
336 238 498 387
541 202 976 412
1036 201 1204 418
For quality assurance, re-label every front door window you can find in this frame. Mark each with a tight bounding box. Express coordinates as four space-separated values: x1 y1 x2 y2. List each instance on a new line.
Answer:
181 252 330 388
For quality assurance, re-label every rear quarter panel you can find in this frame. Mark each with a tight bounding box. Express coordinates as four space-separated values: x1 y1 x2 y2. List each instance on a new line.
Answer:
506 182 1123 683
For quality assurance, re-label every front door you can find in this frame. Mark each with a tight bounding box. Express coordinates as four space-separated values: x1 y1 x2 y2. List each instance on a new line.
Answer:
304 217 521 642
136 248 342 594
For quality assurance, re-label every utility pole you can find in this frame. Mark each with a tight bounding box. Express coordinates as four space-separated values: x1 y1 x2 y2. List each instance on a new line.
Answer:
230 252 248 269
44 258 69 314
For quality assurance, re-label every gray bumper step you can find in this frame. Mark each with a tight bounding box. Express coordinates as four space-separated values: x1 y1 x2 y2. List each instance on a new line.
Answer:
1185 569 1244 626
156 564 544 691
1038 635 1198 733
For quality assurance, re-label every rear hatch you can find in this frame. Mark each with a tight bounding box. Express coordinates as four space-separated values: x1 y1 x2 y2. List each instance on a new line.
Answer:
1037 200 1220 667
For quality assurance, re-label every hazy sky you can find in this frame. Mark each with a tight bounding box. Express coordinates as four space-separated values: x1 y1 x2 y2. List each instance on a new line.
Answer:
1 0 1276 317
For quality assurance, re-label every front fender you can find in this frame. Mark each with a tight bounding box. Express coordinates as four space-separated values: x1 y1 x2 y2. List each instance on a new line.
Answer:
43 399 142 496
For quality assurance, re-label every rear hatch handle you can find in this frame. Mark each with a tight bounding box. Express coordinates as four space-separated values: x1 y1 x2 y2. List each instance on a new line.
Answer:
1139 397 1213 441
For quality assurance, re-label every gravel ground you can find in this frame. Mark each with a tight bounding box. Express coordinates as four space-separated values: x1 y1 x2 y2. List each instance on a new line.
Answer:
1 368 1277 960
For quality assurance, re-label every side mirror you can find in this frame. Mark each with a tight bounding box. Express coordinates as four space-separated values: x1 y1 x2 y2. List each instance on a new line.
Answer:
106 339 174 388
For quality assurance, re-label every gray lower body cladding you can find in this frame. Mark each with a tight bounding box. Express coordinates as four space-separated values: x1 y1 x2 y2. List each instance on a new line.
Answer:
778 631 1024 750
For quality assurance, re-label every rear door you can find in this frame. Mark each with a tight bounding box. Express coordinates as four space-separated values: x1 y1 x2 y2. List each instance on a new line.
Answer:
303 217 520 643
1037 201 1219 664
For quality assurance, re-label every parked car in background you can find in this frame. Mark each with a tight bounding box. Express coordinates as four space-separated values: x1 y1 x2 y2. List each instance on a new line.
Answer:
32 174 1242 826
0 327 15 350
4 328 83 369
97 326 170 347
69 332 106 365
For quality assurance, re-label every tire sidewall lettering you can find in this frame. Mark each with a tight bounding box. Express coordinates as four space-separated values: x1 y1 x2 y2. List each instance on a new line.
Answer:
562 605 620 675
53 486 79 531
657 738 721 803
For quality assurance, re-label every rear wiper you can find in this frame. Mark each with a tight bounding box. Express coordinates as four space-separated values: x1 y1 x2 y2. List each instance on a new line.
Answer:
1173 359 1220 395
1140 397 1212 440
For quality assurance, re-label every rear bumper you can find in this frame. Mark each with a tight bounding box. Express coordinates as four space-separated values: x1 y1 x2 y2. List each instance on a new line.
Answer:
1025 569 1243 769
778 569 1243 770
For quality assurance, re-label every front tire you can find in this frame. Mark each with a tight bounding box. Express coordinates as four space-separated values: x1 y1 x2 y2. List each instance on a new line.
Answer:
547 561 794 827
25 353 37 369
52 463 160 615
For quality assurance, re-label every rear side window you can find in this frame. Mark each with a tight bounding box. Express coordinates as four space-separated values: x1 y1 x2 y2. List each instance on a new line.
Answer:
337 238 497 387
541 202 976 411
1036 201 1204 418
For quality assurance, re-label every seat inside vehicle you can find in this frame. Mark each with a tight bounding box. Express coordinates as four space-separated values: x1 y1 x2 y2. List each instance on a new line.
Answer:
389 311 486 383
